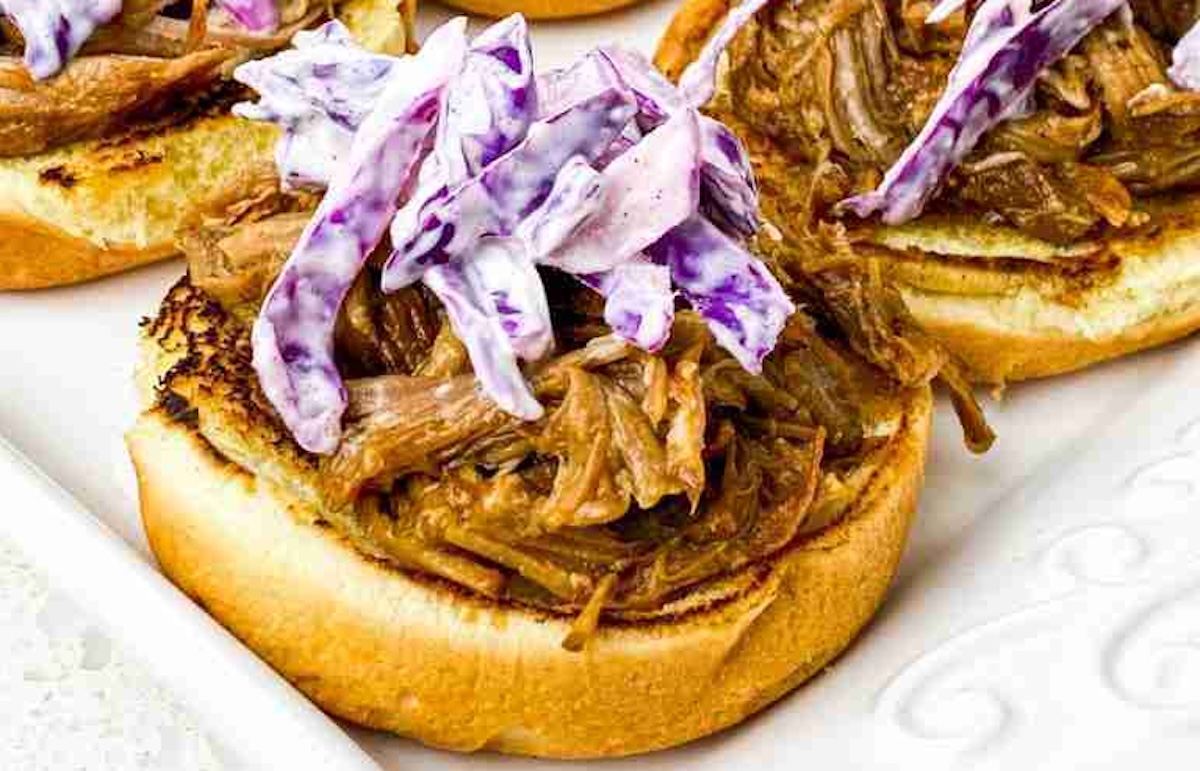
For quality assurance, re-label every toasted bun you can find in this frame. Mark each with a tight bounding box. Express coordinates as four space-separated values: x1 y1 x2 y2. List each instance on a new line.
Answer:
126 281 931 758
873 216 1200 383
0 0 410 291
0 114 280 290
438 0 645 21
655 0 1200 384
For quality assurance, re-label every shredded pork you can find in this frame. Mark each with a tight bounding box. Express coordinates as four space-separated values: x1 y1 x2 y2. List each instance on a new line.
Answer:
175 194 952 631
724 1 1200 245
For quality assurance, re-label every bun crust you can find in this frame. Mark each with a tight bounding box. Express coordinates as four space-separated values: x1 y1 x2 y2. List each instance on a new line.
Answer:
128 387 930 758
437 0 646 20
900 270 1200 383
654 0 1200 383
0 212 176 290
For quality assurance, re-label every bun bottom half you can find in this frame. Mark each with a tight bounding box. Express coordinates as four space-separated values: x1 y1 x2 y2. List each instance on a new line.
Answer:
655 0 1200 384
900 281 1200 384
127 385 930 758
0 213 177 291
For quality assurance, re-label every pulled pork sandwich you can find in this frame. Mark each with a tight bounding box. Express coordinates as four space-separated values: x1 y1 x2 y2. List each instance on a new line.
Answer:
657 0 1200 384
0 0 413 290
128 16 989 758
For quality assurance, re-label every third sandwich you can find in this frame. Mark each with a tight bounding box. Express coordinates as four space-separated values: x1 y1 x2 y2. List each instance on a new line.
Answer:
0 0 413 290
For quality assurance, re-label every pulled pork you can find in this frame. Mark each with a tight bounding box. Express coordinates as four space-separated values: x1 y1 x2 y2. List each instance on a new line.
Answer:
723 1 1200 245
177 197 971 643
321 306 878 618
0 47 232 156
0 0 403 156
727 0 914 166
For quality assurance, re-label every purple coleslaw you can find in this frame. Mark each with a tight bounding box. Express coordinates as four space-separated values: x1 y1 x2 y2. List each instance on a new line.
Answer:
234 22 398 190
238 15 793 452
839 0 1126 224
382 85 638 287
0 0 121 79
1171 18 1200 91
385 15 552 415
215 0 279 33
251 18 468 453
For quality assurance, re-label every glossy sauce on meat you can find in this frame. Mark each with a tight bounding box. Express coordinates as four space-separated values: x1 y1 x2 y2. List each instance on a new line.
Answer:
723 1 1200 245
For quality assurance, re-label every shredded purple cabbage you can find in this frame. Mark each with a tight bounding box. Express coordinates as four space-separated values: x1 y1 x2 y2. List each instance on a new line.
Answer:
536 50 630 120
516 156 605 258
598 47 759 238
596 46 684 126
441 14 538 176
696 115 758 238
391 16 550 416
646 217 792 373
1171 18 1200 91
463 237 555 366
383 85 637 289
234 22 397 190
839 0 1126 225
580 259 676 352
215 0 278 33
543 110 701 274
422 261 545 419
676 0 772 109
251 19 468 454
240 15 793 449
1 0 122 79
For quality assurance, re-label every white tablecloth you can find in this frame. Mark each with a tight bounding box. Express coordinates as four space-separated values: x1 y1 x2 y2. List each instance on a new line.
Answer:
0 532 227 771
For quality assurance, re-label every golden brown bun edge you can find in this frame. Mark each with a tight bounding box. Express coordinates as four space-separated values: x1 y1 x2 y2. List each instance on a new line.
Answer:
128 386 930 758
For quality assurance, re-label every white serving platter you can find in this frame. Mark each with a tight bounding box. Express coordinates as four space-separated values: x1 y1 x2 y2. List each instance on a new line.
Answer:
3 2 1200 768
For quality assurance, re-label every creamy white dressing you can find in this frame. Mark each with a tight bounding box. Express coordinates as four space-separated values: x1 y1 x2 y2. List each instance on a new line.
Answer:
1170 17 1200 91
234 22 397 189
1 0 121 79
239 14 792 450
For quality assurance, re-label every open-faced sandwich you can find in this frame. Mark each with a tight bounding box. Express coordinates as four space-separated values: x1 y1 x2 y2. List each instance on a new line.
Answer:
128 15 990 758
0 0 413 290
657 0 1200 384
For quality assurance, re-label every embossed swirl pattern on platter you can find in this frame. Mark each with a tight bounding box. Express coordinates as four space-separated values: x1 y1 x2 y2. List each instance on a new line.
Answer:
877 417 1200 755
